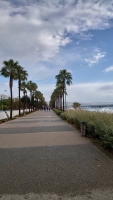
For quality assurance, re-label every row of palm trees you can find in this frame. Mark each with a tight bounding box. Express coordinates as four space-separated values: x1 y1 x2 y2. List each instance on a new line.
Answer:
50 69 72 111
0 59 46 119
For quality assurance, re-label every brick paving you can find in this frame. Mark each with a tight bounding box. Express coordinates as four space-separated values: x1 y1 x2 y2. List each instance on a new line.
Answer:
0 110 113 199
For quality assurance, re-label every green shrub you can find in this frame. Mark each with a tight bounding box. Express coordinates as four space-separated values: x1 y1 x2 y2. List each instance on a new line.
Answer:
60 112 67 120
86 120 95 136
73 118 81 129
58 109 113 152
53 108 62 116
100 128 113 151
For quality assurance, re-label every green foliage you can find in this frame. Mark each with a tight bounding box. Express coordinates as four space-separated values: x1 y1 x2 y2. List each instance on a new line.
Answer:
100 128 113 150
60 112 67 120
59 109 113 151
12 100 23 109
53 108 63 116
21 96 30 104
0 99 10 110
87 121 95 137
72 102 81 109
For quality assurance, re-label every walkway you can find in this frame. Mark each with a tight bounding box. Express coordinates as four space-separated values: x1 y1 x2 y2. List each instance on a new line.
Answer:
0 110 113 200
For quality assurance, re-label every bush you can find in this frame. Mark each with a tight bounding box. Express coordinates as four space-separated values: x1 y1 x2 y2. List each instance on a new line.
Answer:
60 112 67 120
53 108 62 116
87 121 95 137
73 118 81 129
100 128 113 151
57 109 113 152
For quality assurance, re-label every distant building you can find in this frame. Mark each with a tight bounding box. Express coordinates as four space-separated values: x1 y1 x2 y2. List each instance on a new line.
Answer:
13 98 19 102
0 94 10 100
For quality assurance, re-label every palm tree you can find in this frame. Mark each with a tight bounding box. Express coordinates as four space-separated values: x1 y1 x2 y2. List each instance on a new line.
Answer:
55 69 72 111
15 66 28 116
50 86 62 109
72 102 81 110
35 90 43 109
0 59 18 119
55 85 63 110
27 81 38 111
20 81 27 114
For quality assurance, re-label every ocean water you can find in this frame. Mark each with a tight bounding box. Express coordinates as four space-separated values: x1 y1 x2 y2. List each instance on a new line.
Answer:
66 103 113 113
81 107 113 113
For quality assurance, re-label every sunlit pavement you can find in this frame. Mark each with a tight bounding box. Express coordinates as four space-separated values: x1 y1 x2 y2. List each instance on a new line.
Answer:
0 110 113 199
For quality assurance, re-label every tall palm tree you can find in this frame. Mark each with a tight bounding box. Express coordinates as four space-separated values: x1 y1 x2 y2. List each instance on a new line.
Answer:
35 90 43 109
15 66 28 116
20 81 27 113
50 88 60 109
55 69 72 111
27 81 38 111
0 59 18 119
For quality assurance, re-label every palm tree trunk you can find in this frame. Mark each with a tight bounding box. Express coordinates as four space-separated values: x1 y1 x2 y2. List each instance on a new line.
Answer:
33 93 34 111
37 98 38 110
53 101 55 109
60 95 62 110
63 88 64 111
19 78 21 116
23 92 25 115
30 91 32 112
29 103 30 113
9 75 13 119
65 82 66 110
63 80 65 111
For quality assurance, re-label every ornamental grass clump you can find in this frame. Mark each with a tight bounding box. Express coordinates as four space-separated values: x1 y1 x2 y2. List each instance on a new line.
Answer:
60 109 113 151
53 108 62 116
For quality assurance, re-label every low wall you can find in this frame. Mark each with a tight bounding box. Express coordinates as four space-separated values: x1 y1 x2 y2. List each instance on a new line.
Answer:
0 112 8 120
0 109 29 120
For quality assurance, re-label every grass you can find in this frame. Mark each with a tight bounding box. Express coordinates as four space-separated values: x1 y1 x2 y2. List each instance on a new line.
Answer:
54 109 113 152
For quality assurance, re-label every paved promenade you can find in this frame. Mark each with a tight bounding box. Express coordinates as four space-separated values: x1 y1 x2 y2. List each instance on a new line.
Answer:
0 110 113 200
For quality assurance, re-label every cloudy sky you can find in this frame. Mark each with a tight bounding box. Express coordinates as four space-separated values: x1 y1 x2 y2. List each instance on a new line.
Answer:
0 0 113 103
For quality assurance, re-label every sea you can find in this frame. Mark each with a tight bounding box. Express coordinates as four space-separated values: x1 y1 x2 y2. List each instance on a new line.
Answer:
66 102 113 113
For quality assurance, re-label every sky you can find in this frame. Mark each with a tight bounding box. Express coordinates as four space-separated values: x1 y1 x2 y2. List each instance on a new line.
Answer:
0 0 113 103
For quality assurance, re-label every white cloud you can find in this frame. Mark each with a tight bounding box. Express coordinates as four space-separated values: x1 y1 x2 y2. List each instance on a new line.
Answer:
66 82 113 103
27 64 59 81
104 65 113 72
0 0 113 102
0 81 113 103
84 48 106 66
0 0 113 65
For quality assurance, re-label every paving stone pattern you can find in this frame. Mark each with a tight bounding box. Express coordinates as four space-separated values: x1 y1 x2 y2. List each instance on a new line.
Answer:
0 110 113 199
